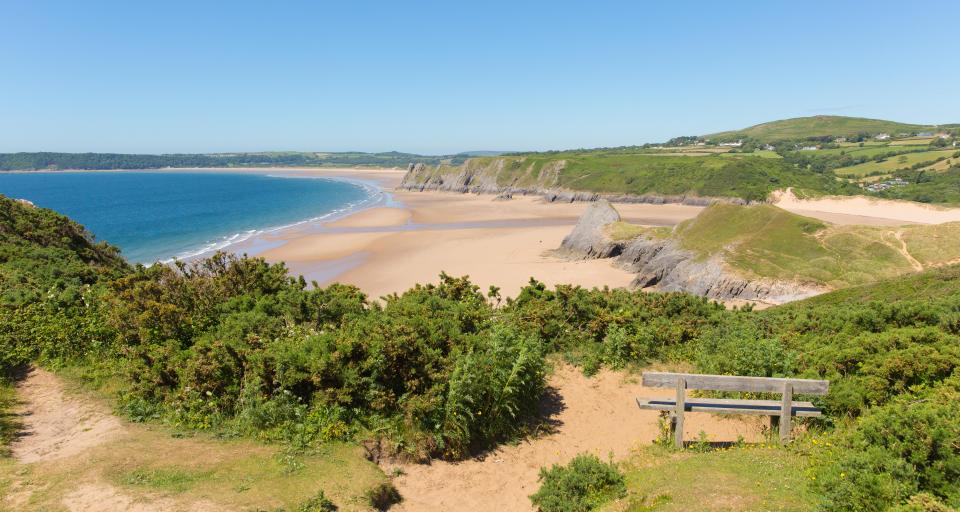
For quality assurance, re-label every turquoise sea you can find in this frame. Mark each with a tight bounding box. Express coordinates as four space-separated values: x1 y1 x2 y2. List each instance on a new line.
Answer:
0 171 379 263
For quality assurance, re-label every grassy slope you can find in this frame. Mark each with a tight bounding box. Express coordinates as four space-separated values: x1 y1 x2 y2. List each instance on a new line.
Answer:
708 115 935 142
634 203 960 288
446 151 855 202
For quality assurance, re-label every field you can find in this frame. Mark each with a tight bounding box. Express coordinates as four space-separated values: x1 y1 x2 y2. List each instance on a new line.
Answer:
833 149 956 177
801 144 923 158
718 150 782 158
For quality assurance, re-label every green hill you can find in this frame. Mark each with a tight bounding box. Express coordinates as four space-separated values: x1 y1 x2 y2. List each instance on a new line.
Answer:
708 115 938 143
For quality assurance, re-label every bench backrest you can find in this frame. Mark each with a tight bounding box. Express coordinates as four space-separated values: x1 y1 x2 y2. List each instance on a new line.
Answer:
642 372 829 395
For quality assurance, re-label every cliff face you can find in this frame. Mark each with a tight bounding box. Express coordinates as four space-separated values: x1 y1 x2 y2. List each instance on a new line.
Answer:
614 237 825 303
400 160 746 206
556 202 826 304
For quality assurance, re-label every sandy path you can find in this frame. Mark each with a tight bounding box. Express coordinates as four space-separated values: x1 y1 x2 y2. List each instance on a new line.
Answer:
10 368 124 463
384 364 764 512
6 368 226 512
891 231 924 271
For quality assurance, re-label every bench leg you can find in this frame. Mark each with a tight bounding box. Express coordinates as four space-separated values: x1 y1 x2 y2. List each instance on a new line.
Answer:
779 384 793 443
674 378 686 449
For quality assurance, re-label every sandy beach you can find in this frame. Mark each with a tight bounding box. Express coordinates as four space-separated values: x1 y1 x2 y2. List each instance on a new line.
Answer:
232 167 703 298
204 168 960 299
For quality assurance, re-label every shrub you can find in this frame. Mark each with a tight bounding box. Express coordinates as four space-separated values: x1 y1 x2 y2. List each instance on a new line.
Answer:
365 482 401 511
296 490 337 512
529 453 626 512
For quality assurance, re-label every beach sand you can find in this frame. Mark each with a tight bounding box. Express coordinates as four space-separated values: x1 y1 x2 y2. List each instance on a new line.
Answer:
225 170 960 299
772 187 960 225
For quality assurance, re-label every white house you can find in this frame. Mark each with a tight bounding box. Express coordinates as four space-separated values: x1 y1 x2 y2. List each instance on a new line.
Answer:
875 133 890 141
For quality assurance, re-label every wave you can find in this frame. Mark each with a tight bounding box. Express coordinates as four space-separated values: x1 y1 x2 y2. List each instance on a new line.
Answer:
157 176 387 265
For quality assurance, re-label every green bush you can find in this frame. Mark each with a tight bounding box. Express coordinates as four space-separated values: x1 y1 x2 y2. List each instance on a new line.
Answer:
813 380 960 511
529 453 626 512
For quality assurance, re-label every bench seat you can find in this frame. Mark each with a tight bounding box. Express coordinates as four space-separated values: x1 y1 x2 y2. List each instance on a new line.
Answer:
635 397 822 417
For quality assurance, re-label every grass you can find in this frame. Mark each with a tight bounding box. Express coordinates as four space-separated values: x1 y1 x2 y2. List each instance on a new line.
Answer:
834 149 955 177
707 115 936 143
600 445 815 512
604 222 671 242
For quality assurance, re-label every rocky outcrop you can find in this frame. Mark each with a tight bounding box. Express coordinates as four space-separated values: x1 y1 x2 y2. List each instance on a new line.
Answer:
400 161 749 206
614 237 825 303
556 201 625 259
553 202 826 303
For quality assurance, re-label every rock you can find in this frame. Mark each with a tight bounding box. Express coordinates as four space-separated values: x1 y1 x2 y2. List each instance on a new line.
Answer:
615 237 826 303
556 200 626 259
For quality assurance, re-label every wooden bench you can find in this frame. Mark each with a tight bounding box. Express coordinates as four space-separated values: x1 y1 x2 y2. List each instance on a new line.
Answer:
635 372 829 447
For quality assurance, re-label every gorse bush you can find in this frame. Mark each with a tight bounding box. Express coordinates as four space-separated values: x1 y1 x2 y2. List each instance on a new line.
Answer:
529 453 626 512
812 377 960 511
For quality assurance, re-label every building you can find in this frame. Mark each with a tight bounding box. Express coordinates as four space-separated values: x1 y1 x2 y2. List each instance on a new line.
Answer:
800 146 819 151
875 133 890 141
719 140 743 147
834 137 847 143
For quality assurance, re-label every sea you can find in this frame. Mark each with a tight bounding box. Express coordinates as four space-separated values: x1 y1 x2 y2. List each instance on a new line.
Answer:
0 171 382 264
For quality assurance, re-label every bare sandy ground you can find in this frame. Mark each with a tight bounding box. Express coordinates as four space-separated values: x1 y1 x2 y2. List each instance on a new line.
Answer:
384 364 765 512
6 368 225 512
773 188 960 225
10 368 123 464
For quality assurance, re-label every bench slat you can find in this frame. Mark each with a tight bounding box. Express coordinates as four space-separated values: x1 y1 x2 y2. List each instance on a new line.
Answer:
636 397 822 417
642 372 828 395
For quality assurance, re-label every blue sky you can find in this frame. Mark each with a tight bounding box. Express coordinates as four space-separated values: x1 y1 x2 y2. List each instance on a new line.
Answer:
2 1 957 154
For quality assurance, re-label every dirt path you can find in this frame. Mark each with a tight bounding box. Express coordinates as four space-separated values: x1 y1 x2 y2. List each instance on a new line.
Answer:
883 230 924 272
383 364 765 512
10 367 124 463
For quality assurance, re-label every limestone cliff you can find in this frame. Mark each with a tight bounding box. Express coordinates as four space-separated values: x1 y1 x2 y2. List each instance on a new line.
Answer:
556 202 826 304
400 160 746 206
614 237 825 303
